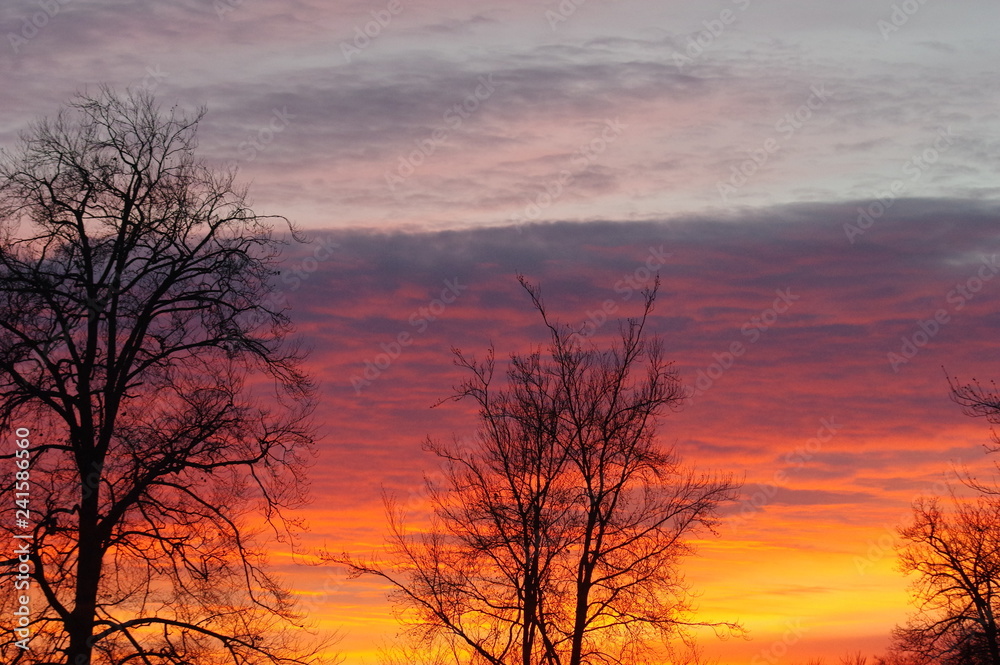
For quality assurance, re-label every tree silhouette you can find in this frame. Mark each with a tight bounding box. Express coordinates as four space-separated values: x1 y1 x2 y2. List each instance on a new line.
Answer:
884 375 1000 665
337 277 741 665
893 496 1000 665
951 377 1000 478
0 88 323 665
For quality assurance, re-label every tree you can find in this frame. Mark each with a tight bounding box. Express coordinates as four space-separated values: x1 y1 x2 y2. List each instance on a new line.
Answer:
0 88 323 665
886 375 1000 665
893 496 1000 665
950 377 1000 482
337 277 741 665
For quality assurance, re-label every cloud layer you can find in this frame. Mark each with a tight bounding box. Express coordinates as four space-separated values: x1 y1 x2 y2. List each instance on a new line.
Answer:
2 0 998 231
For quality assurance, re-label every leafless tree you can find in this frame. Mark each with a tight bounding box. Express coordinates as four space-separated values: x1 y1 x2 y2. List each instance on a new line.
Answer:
870 655 930 665
841 652 926 665
951 376 1000 496
883 375 1000 665
893 496 1000 665
336 277 741 665
0 88 326 665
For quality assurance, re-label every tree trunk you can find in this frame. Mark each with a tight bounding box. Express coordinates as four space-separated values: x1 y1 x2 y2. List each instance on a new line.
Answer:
64 548 101 665
568 567 591 665
986 622 1000 665
65 451 103 665
569 516 597 665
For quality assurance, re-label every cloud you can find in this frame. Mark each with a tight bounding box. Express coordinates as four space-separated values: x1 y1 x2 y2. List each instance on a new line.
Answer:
3 6 998 229
278 199 1000 531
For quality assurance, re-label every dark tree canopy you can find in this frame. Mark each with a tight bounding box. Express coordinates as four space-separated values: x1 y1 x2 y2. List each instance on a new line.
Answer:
337 278 741 665
0 88 323 665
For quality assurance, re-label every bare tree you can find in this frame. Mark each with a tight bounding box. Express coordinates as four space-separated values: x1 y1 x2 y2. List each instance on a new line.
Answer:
0 88 325 664
337 277 741 665
951 377 1000 496
893 496 1000 665
884 376 1000 665
841 651 926 665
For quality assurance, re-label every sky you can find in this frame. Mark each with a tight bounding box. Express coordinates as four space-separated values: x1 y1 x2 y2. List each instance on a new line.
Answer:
2 0 1000 663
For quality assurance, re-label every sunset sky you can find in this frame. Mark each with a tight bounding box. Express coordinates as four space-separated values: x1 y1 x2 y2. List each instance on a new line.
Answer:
3 0 1000 662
